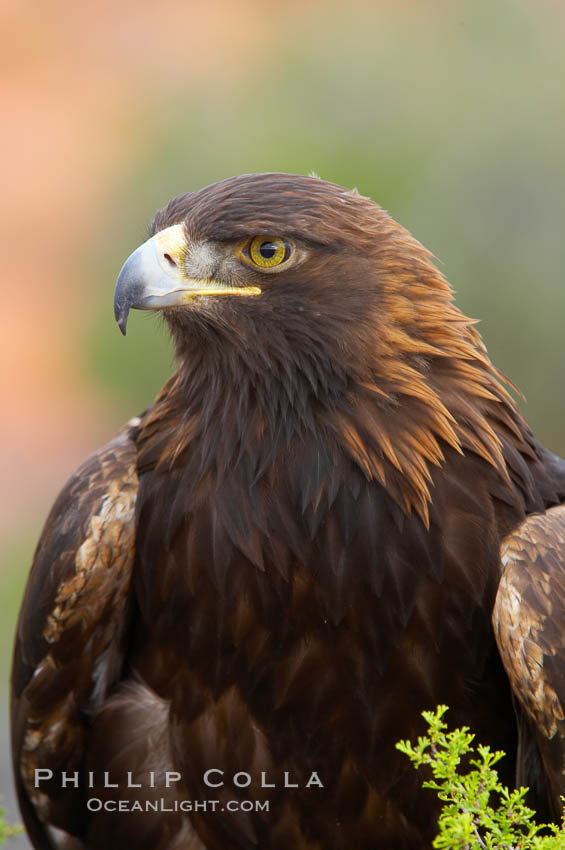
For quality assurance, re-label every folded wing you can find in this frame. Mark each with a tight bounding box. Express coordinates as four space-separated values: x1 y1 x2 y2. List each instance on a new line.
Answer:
11 423 138 848
493 504 565 816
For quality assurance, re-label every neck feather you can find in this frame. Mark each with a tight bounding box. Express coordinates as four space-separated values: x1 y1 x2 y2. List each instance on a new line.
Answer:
138 257 528 528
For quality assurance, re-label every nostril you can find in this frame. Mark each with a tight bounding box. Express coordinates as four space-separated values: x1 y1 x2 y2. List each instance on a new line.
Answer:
163 252 177 268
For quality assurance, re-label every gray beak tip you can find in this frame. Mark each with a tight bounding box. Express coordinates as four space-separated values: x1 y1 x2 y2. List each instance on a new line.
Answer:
114 254 139 336
113 227 187 335
113 298 130 336
116 310 129 336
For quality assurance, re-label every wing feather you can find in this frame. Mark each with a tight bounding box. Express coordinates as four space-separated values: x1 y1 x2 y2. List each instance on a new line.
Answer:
10 422 139 847
493 504 565 814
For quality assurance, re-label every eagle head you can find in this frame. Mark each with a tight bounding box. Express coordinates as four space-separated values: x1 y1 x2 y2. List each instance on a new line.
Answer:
114 172 515 525
114 173 458 370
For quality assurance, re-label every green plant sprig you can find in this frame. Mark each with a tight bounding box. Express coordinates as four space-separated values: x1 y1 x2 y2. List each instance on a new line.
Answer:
396 706 565 849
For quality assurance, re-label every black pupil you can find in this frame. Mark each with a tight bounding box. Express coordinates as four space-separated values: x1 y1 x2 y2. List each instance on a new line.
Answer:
259 241 277 259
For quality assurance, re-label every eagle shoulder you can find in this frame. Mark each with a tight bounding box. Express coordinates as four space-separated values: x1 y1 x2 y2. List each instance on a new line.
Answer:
493 504 565 815
11 420 139 846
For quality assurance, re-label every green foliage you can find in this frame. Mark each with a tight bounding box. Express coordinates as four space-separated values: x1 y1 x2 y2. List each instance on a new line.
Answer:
397 706 565 849
0 799 21 843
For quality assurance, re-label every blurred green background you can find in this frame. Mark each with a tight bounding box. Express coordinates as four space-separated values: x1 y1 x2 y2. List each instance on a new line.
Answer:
2 0 565 842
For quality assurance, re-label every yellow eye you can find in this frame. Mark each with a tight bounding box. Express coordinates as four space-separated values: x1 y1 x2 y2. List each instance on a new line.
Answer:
239 236 294 270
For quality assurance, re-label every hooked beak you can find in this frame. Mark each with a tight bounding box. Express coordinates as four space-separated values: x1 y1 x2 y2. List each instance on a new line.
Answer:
113 224 261 335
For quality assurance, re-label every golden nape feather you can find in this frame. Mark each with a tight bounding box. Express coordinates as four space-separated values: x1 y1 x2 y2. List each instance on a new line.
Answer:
11 174 565 850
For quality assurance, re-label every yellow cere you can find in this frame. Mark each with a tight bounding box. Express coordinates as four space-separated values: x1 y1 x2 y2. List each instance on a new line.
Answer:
154 224 188 279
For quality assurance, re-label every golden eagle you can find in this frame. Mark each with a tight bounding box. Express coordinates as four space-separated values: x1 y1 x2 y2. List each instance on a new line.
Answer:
11 173 565 849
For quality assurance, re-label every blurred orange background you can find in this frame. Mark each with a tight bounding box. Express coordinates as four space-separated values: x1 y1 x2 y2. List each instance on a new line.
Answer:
2 0 297 535
2 0 565 841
